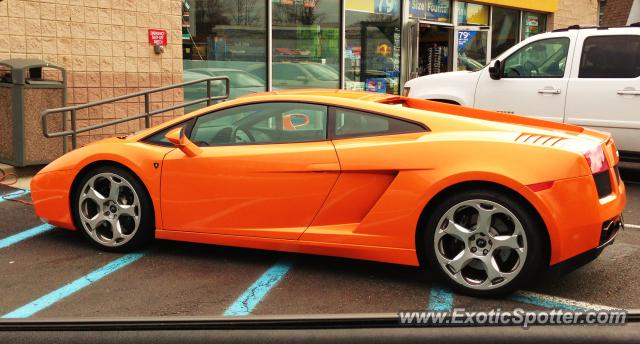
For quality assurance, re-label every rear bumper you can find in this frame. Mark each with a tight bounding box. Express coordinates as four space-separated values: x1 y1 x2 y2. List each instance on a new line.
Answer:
546 216 623 277
535 168 626 266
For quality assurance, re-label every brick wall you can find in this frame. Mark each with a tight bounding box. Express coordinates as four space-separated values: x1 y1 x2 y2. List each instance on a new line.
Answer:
600 0 634 26
549 0 600 29
0 0 184 147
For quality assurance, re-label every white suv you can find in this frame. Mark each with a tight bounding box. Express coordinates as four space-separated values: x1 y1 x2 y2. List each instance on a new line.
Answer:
404 26 640 159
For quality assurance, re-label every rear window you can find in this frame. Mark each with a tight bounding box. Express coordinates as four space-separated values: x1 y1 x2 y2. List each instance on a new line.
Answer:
579 35 640 78
333 108 426 139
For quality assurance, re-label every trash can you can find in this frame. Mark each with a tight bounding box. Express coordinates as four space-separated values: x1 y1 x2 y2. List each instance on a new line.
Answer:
0 59 67 167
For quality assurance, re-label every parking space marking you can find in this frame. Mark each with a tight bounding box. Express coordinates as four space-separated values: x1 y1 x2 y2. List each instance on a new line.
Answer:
509 291 616 311
0 224 54 249
0 189 30 204
626 224 640 229
427 286 454 311
224 260 293 316
2 253 145 318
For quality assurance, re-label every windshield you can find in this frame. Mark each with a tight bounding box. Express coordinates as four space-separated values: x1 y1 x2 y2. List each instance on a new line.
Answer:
303 64 340 81
185 70 264 88
221 71 265 88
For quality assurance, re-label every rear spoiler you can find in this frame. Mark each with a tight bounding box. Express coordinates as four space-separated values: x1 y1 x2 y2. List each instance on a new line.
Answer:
377 97 584 134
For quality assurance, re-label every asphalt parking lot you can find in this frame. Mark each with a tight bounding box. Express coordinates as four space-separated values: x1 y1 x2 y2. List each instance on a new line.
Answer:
1 169 639 319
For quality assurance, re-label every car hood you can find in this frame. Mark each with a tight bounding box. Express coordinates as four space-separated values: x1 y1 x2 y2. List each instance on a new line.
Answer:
405 71 480 87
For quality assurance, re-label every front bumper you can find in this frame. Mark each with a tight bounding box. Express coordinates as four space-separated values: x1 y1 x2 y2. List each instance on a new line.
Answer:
30 169 75 230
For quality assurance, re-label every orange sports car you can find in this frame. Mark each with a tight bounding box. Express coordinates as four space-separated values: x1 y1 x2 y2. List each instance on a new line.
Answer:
31 90 626 296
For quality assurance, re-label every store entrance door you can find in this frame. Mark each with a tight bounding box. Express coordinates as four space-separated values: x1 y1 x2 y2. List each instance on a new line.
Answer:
454 26 490 72
416 23 453 77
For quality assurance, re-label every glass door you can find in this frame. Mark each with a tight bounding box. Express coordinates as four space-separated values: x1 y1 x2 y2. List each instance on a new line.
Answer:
406 19 420 80
454 26 490 72
453 1 490 72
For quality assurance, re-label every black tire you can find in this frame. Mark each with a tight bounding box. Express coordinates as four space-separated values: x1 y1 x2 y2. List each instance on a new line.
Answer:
423 189 546 297
71 165 154 252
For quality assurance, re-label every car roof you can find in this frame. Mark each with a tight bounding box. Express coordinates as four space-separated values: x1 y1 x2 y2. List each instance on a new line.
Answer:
129 88 589 143
552 24 640 32
238 88 397 101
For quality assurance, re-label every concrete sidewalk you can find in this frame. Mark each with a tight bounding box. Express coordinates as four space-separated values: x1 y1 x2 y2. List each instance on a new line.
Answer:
0 163 43 191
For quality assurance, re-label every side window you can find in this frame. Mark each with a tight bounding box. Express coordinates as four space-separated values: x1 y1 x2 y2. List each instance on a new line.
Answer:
333 108 426 139
503 37 570 78
190 102 327 146
579 35 640 78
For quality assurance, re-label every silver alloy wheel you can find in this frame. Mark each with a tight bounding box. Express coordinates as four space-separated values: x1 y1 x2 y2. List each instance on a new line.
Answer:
433 199 527 290
78 172 141 247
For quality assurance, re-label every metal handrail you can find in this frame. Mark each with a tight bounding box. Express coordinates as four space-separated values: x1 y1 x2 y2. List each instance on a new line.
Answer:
41 76 231 151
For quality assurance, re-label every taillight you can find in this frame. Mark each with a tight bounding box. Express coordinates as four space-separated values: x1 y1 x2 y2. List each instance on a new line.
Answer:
583 144 609 174
402 87 410 97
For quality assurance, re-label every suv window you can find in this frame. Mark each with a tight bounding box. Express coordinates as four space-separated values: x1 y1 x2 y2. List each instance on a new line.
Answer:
503 37 570 78
579 35 640 78
190 102 327 146
333 108 426 139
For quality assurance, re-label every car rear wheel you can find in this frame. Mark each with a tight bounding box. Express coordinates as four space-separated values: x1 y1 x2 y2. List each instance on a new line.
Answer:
72 166 154 252
424 189 545 296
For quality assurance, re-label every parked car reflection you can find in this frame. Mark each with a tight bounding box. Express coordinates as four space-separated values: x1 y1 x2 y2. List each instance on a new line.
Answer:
183 68 266 104
247 62 340 89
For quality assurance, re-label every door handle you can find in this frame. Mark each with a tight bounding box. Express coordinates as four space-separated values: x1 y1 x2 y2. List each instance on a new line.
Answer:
617 89 640 95
306 163 340 172
537 88 561 94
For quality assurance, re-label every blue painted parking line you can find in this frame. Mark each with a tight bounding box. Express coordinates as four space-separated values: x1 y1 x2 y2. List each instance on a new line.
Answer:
509 292 586 311
508 291 615 311
0 224 54 249
427 286 454 311
2 253 145 318
224 260 293 316
0 189 30 203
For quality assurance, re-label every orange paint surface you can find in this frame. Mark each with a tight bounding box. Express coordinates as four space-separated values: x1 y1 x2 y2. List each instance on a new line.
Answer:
31 90 626 267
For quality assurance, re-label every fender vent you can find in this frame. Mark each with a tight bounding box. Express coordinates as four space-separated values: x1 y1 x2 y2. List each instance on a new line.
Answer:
515 133 566 146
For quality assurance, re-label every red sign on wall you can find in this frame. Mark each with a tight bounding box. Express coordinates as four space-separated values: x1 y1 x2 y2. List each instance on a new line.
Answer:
148 29 167 46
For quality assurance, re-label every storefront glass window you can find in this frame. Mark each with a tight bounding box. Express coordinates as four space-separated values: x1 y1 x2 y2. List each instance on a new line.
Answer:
456 29 488 71
271 0 340 90
409 0 451 23
522 12 547 40
456 2 489 26
182 0 267 106
491 7 520 58
344 0 402 94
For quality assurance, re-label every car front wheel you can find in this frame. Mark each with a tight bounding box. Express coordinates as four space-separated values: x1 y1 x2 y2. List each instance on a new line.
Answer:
72 166 154 252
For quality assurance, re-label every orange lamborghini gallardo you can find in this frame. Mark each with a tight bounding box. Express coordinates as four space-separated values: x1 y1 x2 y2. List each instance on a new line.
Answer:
31 90 626 296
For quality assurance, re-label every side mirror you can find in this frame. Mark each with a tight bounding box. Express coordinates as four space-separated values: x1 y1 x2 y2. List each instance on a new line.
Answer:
165 127 202 157
489 59 503 80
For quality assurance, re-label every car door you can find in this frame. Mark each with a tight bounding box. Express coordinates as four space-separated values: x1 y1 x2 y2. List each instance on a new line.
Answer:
299 107 429 248
474 33 577 122
565 31 640 153
160 102 340 240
